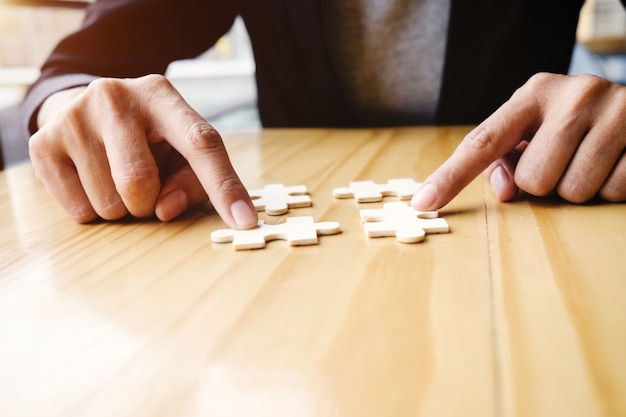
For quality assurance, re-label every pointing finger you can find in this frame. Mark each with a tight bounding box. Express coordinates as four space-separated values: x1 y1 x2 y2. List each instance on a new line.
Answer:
141 75 257 229
412 85 541 210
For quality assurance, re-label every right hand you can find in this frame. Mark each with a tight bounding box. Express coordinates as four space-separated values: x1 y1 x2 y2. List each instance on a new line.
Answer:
29 74 258 228
411 73 626 210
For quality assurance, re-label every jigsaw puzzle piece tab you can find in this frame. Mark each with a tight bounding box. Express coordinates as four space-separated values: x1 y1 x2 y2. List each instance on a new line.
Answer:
359 202 449 243
211 216 341 250
249 184 312 215
332 178 422 202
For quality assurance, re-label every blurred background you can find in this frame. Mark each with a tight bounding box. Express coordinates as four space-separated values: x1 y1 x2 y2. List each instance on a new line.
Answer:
1 0 625 168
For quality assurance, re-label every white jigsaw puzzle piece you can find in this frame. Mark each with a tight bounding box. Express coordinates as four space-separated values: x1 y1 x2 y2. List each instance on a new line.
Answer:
249 184 312 215
359 202 449 243
332 178 422 202
211 216 341 250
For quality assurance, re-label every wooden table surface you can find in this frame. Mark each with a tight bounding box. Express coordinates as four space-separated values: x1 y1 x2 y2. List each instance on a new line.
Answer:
1 127 625 417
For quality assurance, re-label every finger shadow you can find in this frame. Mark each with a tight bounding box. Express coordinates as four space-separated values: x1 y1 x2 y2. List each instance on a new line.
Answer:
82 202 217 226
515 191 614 208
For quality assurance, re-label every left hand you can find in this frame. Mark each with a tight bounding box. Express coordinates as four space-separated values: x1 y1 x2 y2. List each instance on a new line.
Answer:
411 73 626 210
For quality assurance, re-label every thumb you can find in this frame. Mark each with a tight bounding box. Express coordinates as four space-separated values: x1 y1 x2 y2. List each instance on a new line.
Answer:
484 159 519 202
155 164 207 222
483 140 528 202
155 164 257 226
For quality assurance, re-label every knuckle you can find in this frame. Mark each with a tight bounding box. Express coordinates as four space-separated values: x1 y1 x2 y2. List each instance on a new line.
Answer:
462 124 505 162
517 72 563 99
567 75 610 111
607 82 626 103
28 132 66 175
113 162 160 218
514 169 554 197
69 206 99 224
183 121 223 154
28 132 48 161
598 188 624 202
588 134 621 164
556 181 594 204
115 164 160 198
599 180 626 202
598 87 626 131
96 198 128 221
524 72 555 89
87 78 127 101
31 105 87 156
573 73 610 91
84 79 130 120
211 173 242 196
87 77 126 99
140 73 172 90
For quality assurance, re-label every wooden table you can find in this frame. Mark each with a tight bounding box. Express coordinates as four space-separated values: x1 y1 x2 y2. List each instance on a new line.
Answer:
1 127 624 417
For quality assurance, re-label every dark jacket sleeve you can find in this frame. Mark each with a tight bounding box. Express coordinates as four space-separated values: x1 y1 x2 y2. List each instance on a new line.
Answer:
20 0 236 137
436 0 587 124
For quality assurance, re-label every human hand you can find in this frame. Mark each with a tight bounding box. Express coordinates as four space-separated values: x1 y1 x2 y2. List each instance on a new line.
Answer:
411 73 626 210
29 74 258 228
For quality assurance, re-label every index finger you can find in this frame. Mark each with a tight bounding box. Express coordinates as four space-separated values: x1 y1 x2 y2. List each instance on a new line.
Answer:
143 76 258 229
411 89 541 210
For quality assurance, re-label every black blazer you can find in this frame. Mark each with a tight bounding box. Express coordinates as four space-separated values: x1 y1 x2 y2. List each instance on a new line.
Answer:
22 0 596 133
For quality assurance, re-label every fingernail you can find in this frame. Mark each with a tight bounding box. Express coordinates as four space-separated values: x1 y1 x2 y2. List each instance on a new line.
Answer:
490 165 509 199
230 200 258 229
411 183 438 210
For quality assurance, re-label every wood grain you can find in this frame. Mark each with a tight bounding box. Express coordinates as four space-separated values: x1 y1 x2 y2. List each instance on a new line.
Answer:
0 127 624 417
